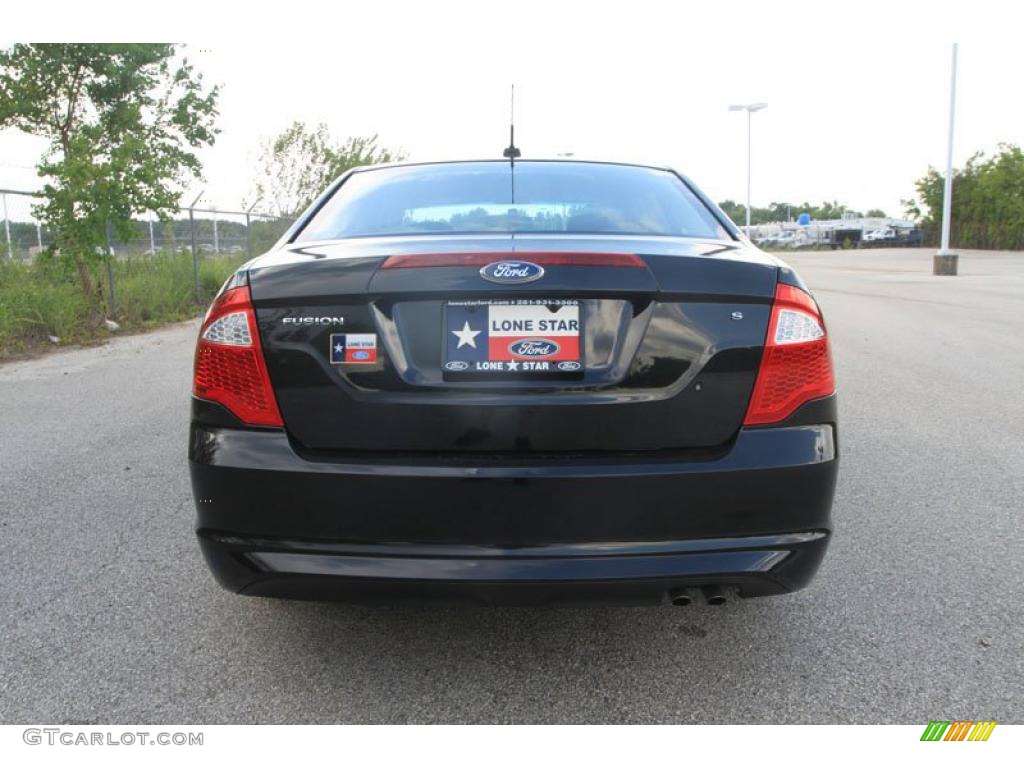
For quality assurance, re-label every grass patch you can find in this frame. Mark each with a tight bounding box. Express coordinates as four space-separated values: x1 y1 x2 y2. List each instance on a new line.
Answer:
0 250 247 360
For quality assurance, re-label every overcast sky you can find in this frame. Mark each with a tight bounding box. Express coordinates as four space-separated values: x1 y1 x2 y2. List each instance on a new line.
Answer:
2 0 1021 221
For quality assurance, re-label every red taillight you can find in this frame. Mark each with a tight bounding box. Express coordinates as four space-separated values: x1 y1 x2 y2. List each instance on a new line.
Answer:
193 285 283 427
380 252 645 269
744 282 835 426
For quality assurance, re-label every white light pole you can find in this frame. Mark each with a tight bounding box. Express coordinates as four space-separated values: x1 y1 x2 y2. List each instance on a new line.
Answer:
212 205 219 254
935 43 959 276
729 102 768 238
2 192 11 259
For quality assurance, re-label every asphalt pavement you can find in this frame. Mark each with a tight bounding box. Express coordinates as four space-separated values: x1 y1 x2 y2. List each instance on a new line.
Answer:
1 248 1021 724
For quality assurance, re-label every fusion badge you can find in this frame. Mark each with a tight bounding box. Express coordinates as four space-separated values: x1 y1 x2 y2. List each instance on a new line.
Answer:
330 333 378 364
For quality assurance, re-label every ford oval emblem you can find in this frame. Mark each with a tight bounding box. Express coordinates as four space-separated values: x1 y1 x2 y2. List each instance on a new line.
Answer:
557 360 582 371
479 260 545 284
444 360 469 371
508 339 560 358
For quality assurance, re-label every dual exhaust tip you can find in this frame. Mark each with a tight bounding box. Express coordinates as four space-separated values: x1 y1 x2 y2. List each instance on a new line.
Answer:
669 586 729 606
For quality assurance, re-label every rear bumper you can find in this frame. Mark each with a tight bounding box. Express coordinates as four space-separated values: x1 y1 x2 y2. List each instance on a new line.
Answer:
190 416 837 605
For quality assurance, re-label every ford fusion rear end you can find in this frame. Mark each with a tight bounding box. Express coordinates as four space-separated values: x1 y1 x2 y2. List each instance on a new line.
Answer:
188 161 837 605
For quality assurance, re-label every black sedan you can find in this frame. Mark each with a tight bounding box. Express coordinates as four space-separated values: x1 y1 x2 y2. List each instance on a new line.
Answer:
189 160 837 606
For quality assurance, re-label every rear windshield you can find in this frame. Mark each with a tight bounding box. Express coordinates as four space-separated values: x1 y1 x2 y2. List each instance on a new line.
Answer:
294 161 732 241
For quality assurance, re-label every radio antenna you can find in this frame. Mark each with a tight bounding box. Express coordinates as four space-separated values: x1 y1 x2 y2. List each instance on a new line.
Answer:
502 84 521 163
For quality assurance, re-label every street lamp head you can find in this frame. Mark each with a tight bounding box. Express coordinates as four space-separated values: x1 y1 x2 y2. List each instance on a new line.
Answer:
729 102 768 112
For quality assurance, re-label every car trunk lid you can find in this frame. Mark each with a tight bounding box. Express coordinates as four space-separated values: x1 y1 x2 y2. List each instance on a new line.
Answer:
250 234 777 452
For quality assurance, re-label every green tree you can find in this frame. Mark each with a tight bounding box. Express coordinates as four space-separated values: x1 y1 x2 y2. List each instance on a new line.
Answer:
717 199 746 224
865 208 887 218
719 199 883 226
906 143 1024 249
814 200 850 220
249 122 405 218
0 44 218 318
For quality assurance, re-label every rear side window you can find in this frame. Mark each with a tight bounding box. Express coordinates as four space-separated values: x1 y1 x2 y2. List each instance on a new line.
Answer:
295 161 732 241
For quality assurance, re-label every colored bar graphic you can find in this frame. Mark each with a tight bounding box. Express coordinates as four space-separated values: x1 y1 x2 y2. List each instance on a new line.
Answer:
943 721 972 741
921 721 949 741
921 720 996 742
968 721 997 741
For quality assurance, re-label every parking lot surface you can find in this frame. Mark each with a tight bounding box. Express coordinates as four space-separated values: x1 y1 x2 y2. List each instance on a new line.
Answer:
1 248 1021 723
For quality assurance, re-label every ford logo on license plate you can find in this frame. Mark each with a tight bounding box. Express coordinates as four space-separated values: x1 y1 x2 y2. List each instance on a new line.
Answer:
480 260 545 284
508 339 560 358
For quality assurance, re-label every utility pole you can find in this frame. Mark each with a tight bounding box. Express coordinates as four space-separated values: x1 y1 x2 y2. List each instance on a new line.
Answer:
935 43 959 276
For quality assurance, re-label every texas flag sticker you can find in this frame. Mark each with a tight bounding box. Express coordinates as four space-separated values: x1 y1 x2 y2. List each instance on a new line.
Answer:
330 333 378 364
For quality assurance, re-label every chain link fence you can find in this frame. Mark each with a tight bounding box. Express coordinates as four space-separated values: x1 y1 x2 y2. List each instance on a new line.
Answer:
1 187 294 308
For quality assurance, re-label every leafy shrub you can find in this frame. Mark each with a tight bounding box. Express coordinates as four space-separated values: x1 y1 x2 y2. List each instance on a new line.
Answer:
0 250 247 359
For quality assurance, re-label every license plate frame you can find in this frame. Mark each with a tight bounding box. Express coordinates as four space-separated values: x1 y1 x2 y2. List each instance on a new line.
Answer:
442 299 584 380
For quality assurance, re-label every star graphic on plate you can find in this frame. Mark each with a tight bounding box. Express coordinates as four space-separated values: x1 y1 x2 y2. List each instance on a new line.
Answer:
452 321 481 349
334 343 344 354
506 359 519 371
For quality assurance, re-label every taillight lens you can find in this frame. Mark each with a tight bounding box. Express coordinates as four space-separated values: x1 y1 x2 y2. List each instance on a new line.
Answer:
744 282 835 426
193 284 283 427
